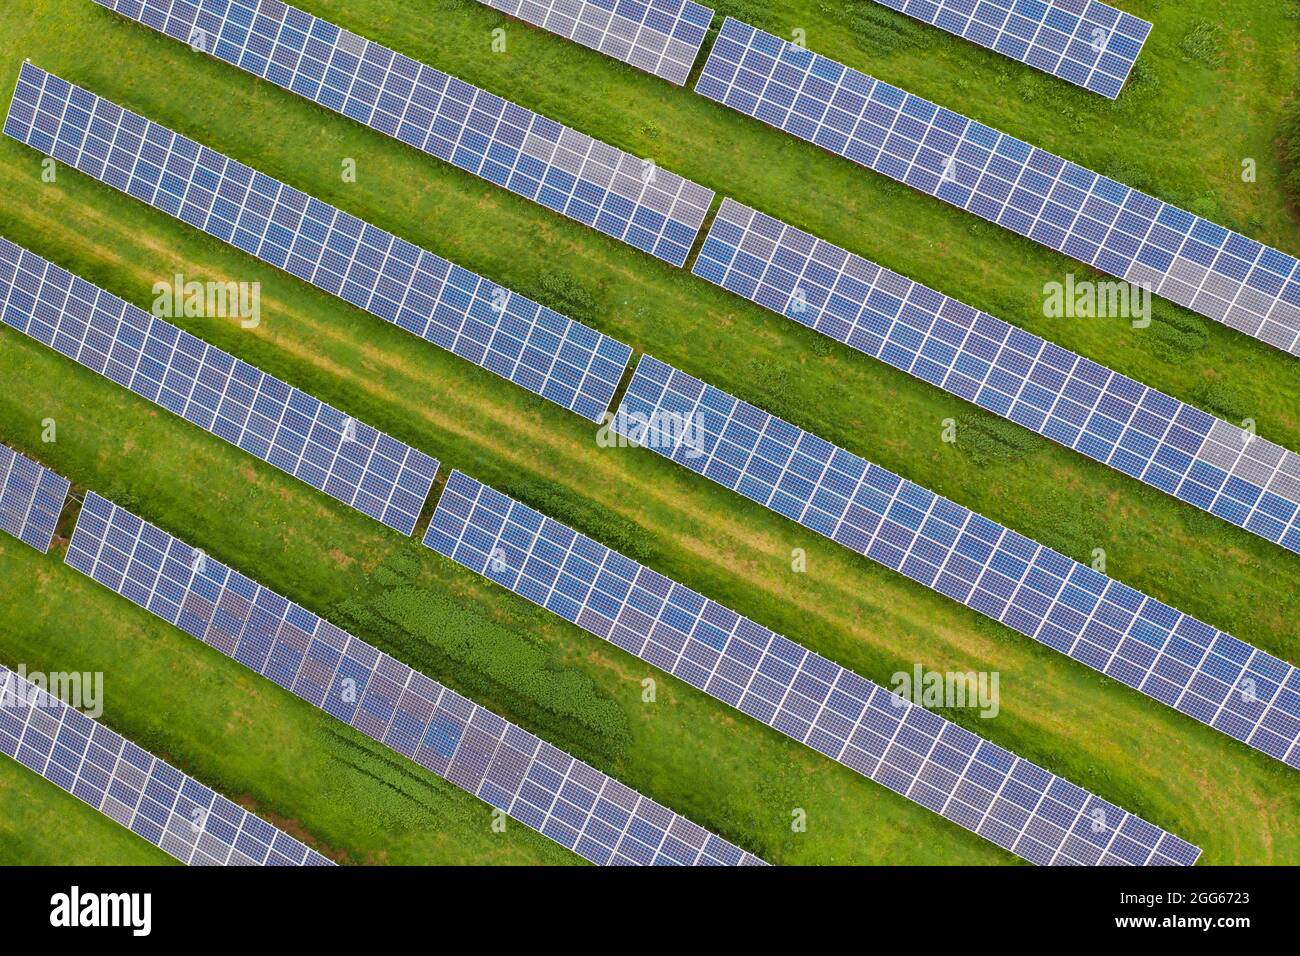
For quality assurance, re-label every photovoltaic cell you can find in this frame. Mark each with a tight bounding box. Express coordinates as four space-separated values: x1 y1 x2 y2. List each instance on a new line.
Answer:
868 0 1150 98
0 445 70 554
612 355 1300 769
90 0 716 267
426 470 1202 865
0 239 439 536
695 199 1300 555
476 0 715 86
3 64 633 423
64 492 764 866
0 665 332 865
695 18 1300 355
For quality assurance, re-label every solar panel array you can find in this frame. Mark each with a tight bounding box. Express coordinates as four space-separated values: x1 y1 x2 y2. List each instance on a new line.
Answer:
695 199 1300 555
477 0 715 86
868 0 1150 98
65 492 764 866
426 470 1202 865
695 18 1300 356
0 239 439 536
91 0 716 267
0 445 70 554
612 356 1300 769
4 65 633 424
0 664 331 865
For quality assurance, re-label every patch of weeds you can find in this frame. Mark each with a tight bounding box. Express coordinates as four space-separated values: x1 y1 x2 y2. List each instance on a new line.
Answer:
537 270 599 325
1180 20 1225 68
953 413 1041 467
1192 380 1253 422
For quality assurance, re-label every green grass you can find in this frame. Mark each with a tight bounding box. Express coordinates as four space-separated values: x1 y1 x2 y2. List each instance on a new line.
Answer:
0 759 176 865
0 541 578 865
0 0 1296 864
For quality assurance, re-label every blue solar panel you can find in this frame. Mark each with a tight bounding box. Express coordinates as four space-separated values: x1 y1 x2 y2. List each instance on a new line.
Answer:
868 0 1151 98
0 445 70 554
3 64 633 424
695 199 1300 555
0 239 439 536
695 18 1300 356
0 664 332 865
477 0 715 85
426 470 1202 864
612 355 1300 770
90 0 716 267
64 492 765 866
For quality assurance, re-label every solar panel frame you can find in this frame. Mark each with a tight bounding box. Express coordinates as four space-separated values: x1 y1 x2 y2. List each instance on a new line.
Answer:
612 355 1300 770
89 0 716 267
0 445 71 554
3 63 633 424
476 0 715 86
867 0 1151 98
0 238 439 536
64 491 765 866
695 18 1300 356
0 664 333 865
695 199 1300 555
425 469 1203 865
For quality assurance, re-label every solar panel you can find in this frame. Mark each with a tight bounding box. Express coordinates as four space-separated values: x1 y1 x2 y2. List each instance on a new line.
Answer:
612 355 1300 769
89 0 717 267
64 492 764 866
0 664 332 865
0 445 70 554
476 0 715 86
3 65 633 424
695 199 1300 555
0 239 439 536
695 18 1300 356
426 470 1202 865
868 0 1150 98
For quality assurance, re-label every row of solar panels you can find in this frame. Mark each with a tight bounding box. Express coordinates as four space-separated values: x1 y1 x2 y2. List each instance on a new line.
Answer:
91 0 715 267
1 663 332 865
5 65 633 426
0 447 763 865
95 0 1150 102
0 443 69 553
866 0 1151 99
474 0 1154 98
7 63 1299 558
1 236 441 537
0 447 338 868
426 470 1201 865
56 491 763 865
91 2 1300 359
696 200 1300 555
0 442 1202 864
0 451 762 864
696 18 1300 356
612 356 1300 769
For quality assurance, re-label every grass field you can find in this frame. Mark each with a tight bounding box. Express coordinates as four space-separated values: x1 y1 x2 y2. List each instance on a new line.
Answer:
0 0 1296 865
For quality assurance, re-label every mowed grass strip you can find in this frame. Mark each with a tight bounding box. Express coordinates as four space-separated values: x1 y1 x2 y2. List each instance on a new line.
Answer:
0 759 176 865
0 0 1295 864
